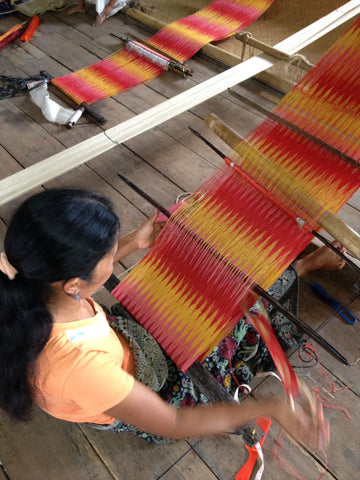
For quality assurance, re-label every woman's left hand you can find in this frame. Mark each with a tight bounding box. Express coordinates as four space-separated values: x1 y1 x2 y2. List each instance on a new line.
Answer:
134 211 165 249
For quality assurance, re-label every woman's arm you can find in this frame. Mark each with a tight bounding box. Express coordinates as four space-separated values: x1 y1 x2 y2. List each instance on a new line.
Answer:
105 379 329 449
114 212 164 263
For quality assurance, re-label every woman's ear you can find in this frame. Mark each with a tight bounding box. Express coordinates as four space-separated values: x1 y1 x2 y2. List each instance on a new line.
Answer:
62 277 82 297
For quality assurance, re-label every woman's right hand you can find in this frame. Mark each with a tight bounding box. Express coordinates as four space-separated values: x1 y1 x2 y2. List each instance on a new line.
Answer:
269 397 330 450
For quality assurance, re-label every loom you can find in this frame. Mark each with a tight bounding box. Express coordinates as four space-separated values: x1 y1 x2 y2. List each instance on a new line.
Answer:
111 15 360 399
0 1 357 414
50 0 275 105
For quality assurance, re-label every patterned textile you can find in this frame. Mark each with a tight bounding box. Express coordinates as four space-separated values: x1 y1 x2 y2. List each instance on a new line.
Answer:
52 0 274 104
90 266 299 442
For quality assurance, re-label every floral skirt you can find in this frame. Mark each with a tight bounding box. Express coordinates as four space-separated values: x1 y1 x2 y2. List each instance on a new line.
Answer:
92 266 300 442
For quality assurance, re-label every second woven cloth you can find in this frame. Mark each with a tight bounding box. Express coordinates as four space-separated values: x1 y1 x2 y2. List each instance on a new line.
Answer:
51 0 274 104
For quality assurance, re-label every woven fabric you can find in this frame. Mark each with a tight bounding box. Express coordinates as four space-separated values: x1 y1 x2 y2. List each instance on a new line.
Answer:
112 17 360 380
52 0 274 104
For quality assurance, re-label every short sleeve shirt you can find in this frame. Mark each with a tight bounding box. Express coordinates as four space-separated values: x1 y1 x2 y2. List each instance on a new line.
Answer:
34 300 134 424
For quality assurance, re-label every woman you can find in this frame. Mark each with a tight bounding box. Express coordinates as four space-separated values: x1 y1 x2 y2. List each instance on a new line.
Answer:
0 189 330 448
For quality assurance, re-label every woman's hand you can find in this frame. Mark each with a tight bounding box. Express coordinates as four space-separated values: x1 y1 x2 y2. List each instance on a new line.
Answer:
134 211 165 250
270 397 330 450
101 5 114 18
113 212 166 263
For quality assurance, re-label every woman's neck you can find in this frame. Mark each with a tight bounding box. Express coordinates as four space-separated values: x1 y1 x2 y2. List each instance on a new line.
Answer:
48 296 96 324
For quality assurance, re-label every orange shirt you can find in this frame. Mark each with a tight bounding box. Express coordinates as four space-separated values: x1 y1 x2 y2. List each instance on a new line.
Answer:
34 300 134 425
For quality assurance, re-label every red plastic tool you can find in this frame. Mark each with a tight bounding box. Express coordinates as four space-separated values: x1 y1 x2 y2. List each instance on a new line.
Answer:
236 416 271 480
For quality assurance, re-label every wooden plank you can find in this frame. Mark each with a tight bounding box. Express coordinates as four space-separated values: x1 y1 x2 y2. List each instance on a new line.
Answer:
316 293 360 394
79 426 191 480
0 99 63 168
0 407 115 480
158 448 219 480
299 262 359 328
124 128 217 193
188 434 251 480
0 218 7 247
87 144 184 216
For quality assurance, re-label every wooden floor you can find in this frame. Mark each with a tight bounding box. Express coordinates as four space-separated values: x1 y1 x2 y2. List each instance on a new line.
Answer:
0 4 359 480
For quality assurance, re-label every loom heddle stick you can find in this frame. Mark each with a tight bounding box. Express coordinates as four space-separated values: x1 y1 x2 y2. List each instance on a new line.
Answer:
116 174 349 366
205 113 360 260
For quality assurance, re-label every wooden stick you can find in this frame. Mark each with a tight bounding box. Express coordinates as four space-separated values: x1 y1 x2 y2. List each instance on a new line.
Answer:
0 2 358 206
205 113 360 260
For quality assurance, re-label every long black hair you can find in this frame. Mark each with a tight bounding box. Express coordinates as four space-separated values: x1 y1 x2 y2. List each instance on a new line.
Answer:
0 189 120 420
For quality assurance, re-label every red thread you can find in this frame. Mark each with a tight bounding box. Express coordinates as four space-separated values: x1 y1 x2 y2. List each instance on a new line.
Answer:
264 432 328 480
299 343 351 419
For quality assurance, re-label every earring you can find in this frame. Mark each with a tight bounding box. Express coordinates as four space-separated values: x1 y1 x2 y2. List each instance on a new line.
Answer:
74 290 80 301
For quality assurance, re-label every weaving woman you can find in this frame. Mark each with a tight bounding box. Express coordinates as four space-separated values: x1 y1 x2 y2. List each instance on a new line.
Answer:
0 189 332 446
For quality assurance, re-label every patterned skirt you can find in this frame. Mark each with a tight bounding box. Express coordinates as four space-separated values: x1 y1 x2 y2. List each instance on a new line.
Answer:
91 266 301 442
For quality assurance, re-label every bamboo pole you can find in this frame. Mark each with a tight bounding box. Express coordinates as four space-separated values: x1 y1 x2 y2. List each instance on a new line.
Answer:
205 113 360 259
0 1 359 207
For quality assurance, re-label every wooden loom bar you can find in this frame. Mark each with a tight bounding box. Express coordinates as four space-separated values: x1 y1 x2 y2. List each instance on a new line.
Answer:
0 2 359 207
234 32 313 71
205 113 360 260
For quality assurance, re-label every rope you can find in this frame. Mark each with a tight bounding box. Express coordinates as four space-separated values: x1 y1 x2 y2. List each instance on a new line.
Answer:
0 74 47 100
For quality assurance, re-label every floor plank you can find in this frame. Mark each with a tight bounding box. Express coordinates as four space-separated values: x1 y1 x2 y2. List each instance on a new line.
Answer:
158 448 219 480
0 408 116 480
79 426 191 480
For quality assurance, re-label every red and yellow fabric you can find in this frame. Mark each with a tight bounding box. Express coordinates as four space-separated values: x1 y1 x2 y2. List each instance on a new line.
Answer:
51 0 274 105
112 16 360 381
